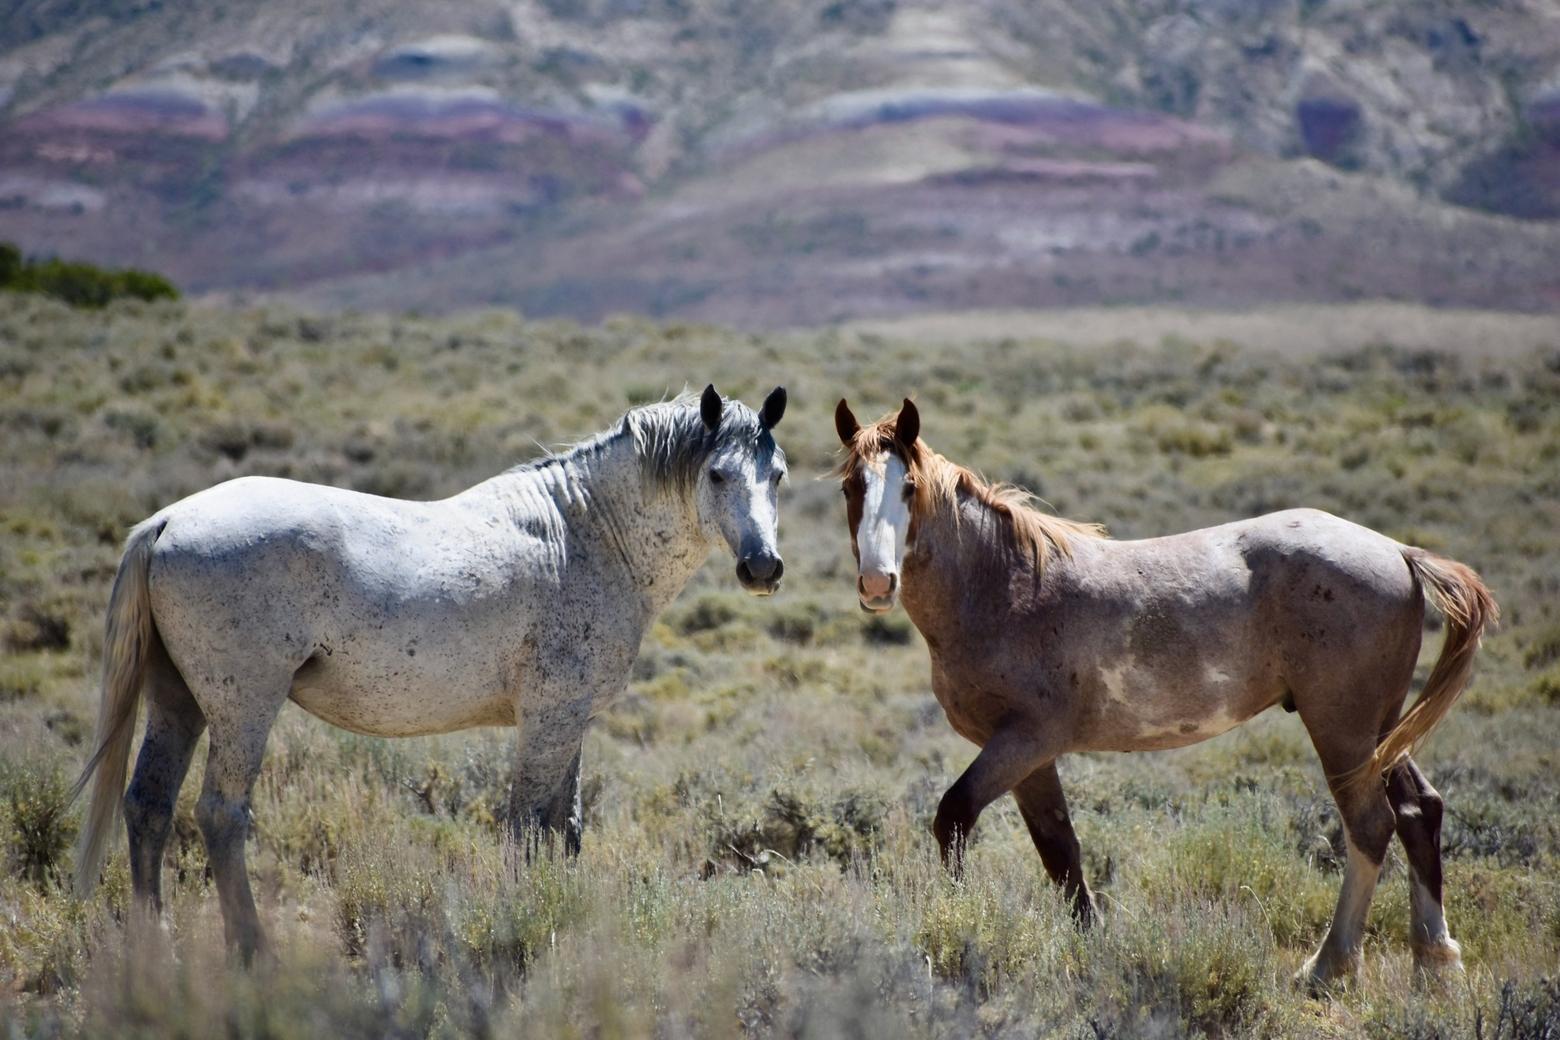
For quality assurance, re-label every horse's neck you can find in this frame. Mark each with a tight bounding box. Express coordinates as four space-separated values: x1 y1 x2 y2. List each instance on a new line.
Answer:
484 440 710 619
580 450 711 616
901 498 1068 648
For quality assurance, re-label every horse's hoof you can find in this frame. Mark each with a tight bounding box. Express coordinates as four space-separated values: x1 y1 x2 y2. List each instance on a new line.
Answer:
1296 948 1360 996
1412 938 1464 987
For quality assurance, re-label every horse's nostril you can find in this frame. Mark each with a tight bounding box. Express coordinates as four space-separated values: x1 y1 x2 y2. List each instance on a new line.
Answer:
741 554 780 582
859 571 897 599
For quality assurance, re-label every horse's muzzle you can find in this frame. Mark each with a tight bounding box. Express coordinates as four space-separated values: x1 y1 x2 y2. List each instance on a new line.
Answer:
858 572 898 613
737 552 784 595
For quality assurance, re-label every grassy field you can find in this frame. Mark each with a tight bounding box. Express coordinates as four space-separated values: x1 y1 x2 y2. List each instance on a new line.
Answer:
1 295 1557 1037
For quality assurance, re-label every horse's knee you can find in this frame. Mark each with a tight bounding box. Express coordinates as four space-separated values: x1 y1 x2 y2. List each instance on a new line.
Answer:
195 792 250 855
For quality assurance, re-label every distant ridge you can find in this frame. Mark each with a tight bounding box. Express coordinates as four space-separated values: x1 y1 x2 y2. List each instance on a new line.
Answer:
2 1 1557 324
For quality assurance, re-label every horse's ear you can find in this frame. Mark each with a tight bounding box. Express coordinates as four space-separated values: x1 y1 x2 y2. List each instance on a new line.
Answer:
895 398 920 448
759 386 787 429
700 384 723 432
835 399 860 446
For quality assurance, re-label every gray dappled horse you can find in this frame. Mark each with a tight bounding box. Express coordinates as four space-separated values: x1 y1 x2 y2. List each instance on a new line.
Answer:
835 398 1495 991
73 385 787 960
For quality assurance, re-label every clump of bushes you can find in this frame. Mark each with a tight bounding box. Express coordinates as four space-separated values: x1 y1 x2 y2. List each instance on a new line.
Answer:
451 849 590 977
0 757 77 885
333 841 443 961
703 785 888 872
0 241 178 309
0 657 49 702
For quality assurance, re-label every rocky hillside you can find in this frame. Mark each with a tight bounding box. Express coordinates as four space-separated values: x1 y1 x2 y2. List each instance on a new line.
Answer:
1 0 1558 323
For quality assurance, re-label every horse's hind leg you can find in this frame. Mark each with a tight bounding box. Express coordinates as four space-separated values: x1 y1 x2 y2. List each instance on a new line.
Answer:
1011 763 1096 927
1387 758 1463 978
189 671 290 963
124 636 206 914
1297 720 1397 991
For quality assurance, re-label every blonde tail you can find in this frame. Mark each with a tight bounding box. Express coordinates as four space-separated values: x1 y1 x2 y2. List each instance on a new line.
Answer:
1349 548 1498 791
70 516 166 898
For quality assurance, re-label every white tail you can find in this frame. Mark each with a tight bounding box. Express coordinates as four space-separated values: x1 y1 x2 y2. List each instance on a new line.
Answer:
70 516 166 899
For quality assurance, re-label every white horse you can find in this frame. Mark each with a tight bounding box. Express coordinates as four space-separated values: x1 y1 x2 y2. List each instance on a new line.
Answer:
72 384 788 959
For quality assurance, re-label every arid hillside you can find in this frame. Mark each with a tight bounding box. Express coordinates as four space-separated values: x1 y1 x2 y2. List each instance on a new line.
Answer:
2 1 1559 322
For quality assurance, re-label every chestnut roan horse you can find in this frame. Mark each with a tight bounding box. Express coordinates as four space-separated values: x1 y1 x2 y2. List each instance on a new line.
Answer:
834 398 1496 990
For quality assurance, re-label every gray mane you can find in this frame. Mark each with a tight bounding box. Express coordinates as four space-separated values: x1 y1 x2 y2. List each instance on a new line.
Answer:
516 392 777 497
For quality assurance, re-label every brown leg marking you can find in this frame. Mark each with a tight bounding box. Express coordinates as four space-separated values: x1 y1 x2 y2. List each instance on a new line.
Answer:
933 726 1056 879
1011 763 1096 928
1387 758 1463 978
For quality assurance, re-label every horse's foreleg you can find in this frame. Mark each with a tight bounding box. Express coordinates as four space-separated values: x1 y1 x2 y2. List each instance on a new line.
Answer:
933 725 1059 879
509 721 587 859
1011 763 1095 927
124 643 205 916
546 746 585 857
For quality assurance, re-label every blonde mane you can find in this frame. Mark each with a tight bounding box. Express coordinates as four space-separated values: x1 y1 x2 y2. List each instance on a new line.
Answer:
838 414 1107 570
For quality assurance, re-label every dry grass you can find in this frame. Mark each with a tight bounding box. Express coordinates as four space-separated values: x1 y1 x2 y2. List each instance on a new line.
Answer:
1 295 1557 1037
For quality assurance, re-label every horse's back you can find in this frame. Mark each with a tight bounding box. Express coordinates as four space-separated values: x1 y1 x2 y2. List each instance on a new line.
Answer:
138 475 545 734
1043 508 1422 751
1089 508 1413 598
146 474 530 585
142 477 405 665
152 475 437 556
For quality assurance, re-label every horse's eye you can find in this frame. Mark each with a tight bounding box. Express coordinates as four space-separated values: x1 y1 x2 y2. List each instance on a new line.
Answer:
709 469 726 485
902 482 915 501
771 471 784 485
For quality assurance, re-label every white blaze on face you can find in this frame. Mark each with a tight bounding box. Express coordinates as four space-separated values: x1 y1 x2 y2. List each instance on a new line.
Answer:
857 452 911 604
737 458 783 557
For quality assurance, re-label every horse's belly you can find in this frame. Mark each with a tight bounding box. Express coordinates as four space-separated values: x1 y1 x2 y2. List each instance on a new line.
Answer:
288 662 515 737
1096 704 1252 752
1083 659 1278 752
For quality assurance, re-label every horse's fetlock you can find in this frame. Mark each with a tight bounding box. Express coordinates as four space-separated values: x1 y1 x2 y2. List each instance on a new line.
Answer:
1412 936 1463 979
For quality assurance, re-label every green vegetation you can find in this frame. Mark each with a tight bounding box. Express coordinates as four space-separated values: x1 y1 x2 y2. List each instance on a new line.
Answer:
0 296 1557 1036
0 242 178 309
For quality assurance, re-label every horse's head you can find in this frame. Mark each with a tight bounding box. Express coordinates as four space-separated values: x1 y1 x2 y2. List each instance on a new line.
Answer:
834 397 919 613
694 384 788 595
